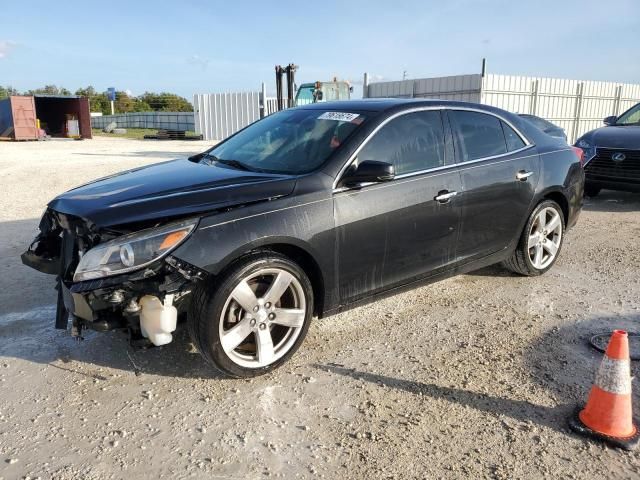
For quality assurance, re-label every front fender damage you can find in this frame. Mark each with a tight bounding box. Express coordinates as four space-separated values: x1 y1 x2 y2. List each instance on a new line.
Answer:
21 208 209 344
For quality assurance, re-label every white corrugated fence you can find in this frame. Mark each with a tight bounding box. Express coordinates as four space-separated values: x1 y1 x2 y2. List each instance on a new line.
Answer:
365 73 640 143
481 74 640 143
367 75 482 103
193 92 284 141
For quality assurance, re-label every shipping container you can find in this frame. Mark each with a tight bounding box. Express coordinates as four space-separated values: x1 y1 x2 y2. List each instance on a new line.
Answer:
33 96 92 139
0 96 38 140
0 95 92 140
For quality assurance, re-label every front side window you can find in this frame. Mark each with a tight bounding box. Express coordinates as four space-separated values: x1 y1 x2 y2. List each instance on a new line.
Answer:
450 110 508 161
616 104 640 125
205 109 367 174
356 110 446 175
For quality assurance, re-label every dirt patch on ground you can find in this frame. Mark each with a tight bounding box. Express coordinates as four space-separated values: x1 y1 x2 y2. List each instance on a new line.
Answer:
1 138 639 479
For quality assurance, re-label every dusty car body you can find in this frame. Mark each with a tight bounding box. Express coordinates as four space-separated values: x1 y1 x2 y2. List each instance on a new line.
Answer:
23 99 584 377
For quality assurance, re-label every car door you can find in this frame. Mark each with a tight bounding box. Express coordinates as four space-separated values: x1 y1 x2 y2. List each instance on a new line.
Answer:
333 109 462 304
448 109 539 262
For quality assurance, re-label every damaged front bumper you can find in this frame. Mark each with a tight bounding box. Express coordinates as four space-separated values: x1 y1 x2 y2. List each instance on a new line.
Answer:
22 209 208 343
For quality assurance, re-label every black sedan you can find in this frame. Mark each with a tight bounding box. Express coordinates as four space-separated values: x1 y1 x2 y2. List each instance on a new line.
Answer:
22 99 585 377
576 102 640 197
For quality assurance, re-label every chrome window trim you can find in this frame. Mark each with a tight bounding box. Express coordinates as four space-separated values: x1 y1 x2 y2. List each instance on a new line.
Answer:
332 106 533 192
333 150 540 195
199 146 573 231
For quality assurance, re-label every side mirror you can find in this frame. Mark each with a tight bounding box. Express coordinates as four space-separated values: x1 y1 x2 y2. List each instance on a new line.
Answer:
604 115 617 126
339 160 395 187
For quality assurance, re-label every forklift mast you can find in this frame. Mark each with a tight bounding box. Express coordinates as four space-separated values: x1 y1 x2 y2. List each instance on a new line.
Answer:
275 63 297 111
275 64 351 110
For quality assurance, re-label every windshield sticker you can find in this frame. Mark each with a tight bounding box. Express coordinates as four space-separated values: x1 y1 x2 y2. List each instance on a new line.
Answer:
318 112 360 122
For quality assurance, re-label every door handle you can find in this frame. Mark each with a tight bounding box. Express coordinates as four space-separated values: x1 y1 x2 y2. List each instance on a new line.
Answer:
516 170 534 181
434 190 458 203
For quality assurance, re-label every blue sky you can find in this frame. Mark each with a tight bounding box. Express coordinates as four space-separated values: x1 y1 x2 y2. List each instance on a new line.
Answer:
1 0 638 100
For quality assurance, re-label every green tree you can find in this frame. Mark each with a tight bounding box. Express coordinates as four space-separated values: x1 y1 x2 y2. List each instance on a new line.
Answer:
75 86 110 114
139 92 193 112
26 85 71 96
8 84 193 114
0 86 19 99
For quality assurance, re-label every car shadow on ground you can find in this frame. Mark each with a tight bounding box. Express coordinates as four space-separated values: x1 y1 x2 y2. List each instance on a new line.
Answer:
583 190 640 212
316 363 573 434
0 304 228 380
315 314 640 437
465 264 516 277
522 314 640 402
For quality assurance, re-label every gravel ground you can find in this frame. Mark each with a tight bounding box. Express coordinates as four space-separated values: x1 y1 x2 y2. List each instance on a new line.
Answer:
0 137 639 479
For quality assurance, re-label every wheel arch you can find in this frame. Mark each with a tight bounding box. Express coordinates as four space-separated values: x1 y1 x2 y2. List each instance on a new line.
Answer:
212 237 326 318
540 189 569 225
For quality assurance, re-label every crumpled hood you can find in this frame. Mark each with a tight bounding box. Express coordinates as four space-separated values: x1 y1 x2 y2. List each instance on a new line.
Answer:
49 158 297 228
580 125 640 150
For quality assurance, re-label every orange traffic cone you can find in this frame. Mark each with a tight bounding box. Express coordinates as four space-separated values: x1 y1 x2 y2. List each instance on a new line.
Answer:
569 329 639 450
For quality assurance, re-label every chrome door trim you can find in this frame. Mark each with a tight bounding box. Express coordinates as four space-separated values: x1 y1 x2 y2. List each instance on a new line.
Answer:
516 171 534 181
434 191 458 202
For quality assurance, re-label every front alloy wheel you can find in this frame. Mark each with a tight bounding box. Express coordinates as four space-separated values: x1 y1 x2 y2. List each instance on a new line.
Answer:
188 253 313 377
220 268 306 368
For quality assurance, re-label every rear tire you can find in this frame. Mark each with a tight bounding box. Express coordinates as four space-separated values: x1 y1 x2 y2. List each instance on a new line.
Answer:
584 183 601 198
503 200 565 276
188 252 313 378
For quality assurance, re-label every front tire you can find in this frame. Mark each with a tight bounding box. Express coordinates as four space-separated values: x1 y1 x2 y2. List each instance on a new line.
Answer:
503 200 565 276
188 252 313 377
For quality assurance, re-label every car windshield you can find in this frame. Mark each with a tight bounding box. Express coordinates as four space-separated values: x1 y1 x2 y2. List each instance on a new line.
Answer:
203 109 367 174
616 104 640 125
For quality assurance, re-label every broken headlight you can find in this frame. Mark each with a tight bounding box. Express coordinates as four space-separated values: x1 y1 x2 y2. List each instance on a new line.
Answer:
73 219 198 282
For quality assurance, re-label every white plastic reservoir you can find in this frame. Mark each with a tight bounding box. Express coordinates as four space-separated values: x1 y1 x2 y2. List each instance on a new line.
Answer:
139 295 177 346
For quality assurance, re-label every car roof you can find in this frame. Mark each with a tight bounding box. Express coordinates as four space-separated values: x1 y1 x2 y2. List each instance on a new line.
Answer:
297 98 503 113
297 98 565 147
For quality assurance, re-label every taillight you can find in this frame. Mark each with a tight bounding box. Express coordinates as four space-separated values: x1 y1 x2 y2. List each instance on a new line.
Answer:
572 146 585 167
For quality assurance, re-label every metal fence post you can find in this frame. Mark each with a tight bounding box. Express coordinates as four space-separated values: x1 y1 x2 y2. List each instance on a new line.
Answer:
259 82 267 119
530 79 539 115
613 85 623 116
363 72 369 99
571 82 584 144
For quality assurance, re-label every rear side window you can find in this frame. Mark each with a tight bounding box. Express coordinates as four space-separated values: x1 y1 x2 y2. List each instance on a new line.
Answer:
357 110 446 175
501 121 526 151
450 110 507 161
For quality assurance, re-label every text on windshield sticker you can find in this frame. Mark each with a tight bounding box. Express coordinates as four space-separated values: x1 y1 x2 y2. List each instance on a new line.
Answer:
318 112 360 122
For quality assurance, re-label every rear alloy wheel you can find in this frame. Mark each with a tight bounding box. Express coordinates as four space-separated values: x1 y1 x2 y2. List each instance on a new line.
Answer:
503 200 564 276
189 253 313 377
